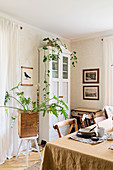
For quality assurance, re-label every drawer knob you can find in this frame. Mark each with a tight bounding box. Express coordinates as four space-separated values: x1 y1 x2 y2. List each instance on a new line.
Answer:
59 96 63 98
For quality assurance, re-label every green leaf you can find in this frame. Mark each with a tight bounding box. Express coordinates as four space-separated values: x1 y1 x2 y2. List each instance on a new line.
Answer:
50 107 58 117
32 101 36 109
64 44 67 49
52 54 56 60
19 96 25 105
16 92 24 96
10 86 18 91
4 91 10 105
56 37 60 41
43 38 49 41
17 82 21 88
73 51 76 54
60 99 69 110
43 110 46 117
10 82 21 91
11 116 16 120
49 39 52 43
44 80 47 84
43 56 47 62
56 45 60 50
26 97 31 105
61 109 68 120
52 49 55 53
49 55 52 58
43 46 48 50
11 115 18 128
5 109 8 116
52 38 55 42
53 96 58 101
74 56 77 60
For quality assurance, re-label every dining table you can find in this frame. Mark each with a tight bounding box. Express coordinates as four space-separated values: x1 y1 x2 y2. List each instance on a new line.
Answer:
41 118 113 170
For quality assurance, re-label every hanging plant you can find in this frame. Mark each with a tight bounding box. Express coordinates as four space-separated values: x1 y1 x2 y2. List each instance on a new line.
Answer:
42 37 77 100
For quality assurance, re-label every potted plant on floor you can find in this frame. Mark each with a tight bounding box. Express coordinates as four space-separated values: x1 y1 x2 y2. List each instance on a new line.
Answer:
0 37 77 138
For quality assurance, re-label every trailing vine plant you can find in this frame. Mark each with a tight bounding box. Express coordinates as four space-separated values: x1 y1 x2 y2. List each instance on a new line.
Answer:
42 37 77 99
0 37 77 127
41 37 77 117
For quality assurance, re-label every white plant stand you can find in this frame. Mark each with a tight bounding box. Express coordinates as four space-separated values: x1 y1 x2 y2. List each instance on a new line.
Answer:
15 135 42 167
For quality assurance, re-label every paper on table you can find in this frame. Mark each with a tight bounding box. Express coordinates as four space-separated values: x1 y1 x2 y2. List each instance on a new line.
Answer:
69 133 111 145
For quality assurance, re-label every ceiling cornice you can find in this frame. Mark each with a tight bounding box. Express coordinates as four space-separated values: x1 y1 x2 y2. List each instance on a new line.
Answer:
71 32 103 42
71 29 113 42
0 10 71 43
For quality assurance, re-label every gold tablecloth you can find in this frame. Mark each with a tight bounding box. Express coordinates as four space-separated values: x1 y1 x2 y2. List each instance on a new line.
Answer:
41 132 113 170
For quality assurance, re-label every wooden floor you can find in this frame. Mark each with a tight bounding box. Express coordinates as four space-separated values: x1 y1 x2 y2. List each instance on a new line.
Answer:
0 149 43 170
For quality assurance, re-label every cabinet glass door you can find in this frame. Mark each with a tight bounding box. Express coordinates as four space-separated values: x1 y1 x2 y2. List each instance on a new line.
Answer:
63 56 68 79
52 55 59 78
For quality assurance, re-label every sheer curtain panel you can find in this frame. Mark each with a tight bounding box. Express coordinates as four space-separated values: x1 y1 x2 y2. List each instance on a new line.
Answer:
0 17 19 164
103 37 113 106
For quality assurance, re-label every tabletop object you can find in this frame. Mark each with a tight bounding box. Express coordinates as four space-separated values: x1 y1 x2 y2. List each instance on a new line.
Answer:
41 120 113 170
70 133 110 144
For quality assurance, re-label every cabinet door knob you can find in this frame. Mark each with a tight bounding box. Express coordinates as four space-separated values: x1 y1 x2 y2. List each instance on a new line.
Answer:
59 96 63 98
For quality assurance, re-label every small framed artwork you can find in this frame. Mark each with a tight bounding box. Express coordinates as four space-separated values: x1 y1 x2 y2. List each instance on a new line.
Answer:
21 66 33 86
83 86 99 100
83 68 99 83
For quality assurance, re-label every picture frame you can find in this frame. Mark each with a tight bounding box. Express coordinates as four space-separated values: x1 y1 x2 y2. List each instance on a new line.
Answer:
83 86 99 100
21 66 33 86
83 68 99 84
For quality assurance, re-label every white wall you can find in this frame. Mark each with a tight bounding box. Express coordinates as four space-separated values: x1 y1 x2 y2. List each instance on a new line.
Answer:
71 38 103 110
2 14 104 115
8 18 71 146
14 22 71 102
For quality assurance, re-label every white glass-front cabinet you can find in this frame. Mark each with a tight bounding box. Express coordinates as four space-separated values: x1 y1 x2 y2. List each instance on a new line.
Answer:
38 46 71 143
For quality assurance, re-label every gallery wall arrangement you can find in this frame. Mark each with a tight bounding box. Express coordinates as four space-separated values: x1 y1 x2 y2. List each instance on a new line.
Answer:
82 68 99 100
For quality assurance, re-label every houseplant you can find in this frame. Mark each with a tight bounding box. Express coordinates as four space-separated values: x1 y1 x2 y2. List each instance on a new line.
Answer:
42 37 77 105
1 37 77 137
2 82 69 137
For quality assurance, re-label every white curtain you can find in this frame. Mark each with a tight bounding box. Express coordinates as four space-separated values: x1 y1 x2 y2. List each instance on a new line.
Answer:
103 37 113 106
0 17 19 164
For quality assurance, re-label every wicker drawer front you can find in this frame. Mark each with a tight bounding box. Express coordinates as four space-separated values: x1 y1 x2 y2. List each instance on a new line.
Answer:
18 112 38 138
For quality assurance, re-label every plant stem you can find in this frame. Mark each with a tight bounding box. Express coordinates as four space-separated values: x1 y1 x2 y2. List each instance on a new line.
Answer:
10 95 25 110
17 87 21 92
0 106 21 110
36 98 54 109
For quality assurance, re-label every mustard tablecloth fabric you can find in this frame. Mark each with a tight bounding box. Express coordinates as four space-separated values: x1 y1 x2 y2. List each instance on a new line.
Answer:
41 133 113 170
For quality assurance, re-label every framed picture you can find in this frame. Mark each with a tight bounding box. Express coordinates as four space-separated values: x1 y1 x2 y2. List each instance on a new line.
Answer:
83 86 99 100
83 68 99 83
21 66 33 86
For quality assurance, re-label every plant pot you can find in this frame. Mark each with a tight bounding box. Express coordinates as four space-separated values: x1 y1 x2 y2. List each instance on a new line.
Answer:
18 110 38 138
